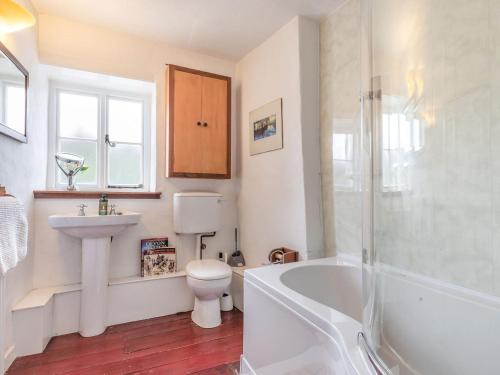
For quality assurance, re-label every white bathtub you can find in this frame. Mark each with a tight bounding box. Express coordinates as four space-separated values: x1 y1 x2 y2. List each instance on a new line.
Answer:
241 256 374 375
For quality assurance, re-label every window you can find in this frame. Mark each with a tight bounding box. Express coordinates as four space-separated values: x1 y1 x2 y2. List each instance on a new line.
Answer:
332 119 361 192
381 107 424 193
333 132 355 190
50 84 151 190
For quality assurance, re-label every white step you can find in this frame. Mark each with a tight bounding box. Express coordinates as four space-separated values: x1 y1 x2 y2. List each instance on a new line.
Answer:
12 284 80 311
231 266 248 312
12 284 81 357
11 273 194 358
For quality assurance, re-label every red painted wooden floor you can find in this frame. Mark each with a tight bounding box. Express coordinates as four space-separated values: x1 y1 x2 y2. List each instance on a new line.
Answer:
8 309 243 375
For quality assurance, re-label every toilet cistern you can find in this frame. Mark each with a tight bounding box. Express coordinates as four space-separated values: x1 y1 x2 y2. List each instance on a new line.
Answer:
173 191 223 259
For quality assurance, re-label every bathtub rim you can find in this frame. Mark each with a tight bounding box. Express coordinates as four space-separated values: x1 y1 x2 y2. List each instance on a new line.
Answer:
244 255 375 375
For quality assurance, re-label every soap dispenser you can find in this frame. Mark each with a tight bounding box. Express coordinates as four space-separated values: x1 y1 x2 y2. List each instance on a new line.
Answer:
98 194 108 215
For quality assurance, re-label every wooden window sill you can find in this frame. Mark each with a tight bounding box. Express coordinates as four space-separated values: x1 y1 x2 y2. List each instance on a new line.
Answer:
33 190 162 199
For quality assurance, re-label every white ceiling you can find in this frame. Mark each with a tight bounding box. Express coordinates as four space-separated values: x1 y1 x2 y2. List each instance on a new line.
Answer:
31 0 342 61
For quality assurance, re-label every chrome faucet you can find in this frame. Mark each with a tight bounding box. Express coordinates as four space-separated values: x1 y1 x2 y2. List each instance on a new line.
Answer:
108 204 117 215
77 204 87 216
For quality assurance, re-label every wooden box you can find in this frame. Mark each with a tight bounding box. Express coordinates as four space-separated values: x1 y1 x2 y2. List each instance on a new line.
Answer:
269 247 299 264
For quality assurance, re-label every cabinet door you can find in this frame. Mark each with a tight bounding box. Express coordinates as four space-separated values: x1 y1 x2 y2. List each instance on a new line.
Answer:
168 65 231 178
199 76 229 175
170 70 203 174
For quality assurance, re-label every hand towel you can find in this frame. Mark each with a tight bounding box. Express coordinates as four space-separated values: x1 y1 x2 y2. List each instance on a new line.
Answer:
0 196 28 275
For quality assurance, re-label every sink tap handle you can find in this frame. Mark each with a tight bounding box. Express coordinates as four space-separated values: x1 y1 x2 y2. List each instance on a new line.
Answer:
77 204 87 216
109 204 117 215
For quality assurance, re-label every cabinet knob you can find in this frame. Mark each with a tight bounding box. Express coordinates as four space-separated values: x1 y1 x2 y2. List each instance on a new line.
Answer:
196 121 202 126
203 122 208 127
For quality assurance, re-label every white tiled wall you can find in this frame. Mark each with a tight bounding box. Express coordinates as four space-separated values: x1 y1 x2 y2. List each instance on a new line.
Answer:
372 0 500 296
320 0 362 257
321 0 500 298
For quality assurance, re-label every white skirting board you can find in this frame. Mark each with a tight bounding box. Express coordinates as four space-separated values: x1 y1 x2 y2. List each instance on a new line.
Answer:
12 274 194 359
231 270 244 312
0 277 15 375
107 274 194 326
4 346 14 373
240 356 256 375
0 275 5 375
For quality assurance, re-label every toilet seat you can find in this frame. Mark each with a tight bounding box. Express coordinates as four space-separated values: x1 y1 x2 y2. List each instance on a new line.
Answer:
186 259 232 280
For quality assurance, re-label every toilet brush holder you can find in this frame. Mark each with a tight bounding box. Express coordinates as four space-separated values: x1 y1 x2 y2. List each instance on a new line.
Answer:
220 292 233 311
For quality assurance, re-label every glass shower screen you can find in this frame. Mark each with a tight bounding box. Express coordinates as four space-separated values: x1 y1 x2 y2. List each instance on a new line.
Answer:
361 0 500 373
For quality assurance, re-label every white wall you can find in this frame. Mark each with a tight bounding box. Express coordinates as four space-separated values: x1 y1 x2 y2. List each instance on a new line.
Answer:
30 14 239 289
236 17 323 267
0 1 48 366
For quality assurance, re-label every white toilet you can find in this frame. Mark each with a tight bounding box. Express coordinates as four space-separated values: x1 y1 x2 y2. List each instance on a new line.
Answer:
186 259 232 328
173 192 232 328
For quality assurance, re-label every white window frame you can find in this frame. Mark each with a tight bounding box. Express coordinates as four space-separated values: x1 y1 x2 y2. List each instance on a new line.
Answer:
332 119 361 192
380 95 425 193
48 81 152 191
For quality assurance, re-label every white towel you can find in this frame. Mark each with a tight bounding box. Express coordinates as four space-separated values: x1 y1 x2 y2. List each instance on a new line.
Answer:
0 196 28 275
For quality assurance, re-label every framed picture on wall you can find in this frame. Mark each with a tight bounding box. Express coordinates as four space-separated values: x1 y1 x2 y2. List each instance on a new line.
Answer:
249 98 283 155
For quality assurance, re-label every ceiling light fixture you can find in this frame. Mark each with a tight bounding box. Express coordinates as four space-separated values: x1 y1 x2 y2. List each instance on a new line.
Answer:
0 0 35 35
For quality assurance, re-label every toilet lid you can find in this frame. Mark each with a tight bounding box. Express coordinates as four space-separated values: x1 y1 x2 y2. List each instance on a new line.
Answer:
186 259 232 280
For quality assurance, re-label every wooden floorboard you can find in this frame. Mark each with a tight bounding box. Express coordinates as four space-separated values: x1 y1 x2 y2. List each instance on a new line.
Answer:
190 361 239 375
8 309 243 375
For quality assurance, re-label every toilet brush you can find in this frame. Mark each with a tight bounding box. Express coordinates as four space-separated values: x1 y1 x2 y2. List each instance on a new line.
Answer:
228 228 245 267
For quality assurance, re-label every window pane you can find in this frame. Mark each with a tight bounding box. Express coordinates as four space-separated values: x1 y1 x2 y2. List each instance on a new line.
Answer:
333 133 347 160
389 114 400 150
59 92 98 139
108 98 143 143
58 139 97 185
382 150 391 189
333 133 354 161
413 119 423 150
108 144 142 186
382 114 389 149
5 84 25 134
400 117 411 151
334 160 354 190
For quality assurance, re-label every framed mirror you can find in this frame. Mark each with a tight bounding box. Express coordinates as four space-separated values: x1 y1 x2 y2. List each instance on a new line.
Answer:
0 41 28 143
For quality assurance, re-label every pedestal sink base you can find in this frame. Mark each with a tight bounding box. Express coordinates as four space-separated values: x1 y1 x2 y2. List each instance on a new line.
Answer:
48 212 141 337
80 237 111 337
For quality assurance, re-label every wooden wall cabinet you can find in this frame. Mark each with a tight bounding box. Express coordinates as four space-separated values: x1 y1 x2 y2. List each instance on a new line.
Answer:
166 65 231 179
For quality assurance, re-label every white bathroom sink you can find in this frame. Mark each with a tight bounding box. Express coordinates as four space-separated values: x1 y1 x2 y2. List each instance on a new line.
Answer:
48 212 141 238
48 211 141 337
